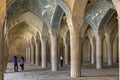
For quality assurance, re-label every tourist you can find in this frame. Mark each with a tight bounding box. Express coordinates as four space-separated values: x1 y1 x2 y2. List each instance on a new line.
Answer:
20 56 24 71
60 56 63 67
13 56 18 72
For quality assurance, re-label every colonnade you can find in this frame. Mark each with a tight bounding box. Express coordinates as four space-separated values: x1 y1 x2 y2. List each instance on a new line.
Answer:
24 22 119 78
81 31 118 68
0 1 120 80
25 29 70 72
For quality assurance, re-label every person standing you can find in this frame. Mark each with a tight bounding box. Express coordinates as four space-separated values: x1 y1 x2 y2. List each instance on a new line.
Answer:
20 56 24 71
13 56 18 72
60 56 63 67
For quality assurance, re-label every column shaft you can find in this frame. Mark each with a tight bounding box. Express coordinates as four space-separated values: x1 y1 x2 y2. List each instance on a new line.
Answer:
0 2 6 80
28 46 31 64
118 18 120 64
91 42 95 64
96 38 103 69
41 39 47 68
26 47 28 63
70 30 81 77
35 42 40 65
30 43 34 64
107 38 113 65
64 42 69 65
80 39 84 65
117 12 120 80
51 34 58 71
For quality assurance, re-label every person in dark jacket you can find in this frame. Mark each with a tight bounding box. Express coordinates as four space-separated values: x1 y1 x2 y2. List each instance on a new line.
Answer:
13 56 18 72
60 56 63 67
20 56 24 71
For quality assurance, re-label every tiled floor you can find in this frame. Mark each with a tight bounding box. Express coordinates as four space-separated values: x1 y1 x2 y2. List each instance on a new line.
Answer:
4 63 119 80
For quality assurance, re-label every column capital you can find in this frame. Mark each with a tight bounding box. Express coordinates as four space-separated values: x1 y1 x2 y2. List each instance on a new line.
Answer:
106 37 113 46
90 39 94 46
117 16 120 19
94 30 104 42
36 38 40 43
49 29 59 40
66 16 84 33
80 37 84 41
41 37 47 43
94 30 104 35
105 35 111 39
112 0 120 15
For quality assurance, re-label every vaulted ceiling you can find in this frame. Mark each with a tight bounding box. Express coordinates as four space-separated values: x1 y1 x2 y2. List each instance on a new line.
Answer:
7 0 65 29
85 0 115 30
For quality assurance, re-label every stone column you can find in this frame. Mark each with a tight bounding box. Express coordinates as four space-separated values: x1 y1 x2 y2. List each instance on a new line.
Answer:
30 41 35 64
112 2 120 78
25 42 29 63
116 37 119 63
28 43 31 64
0 26 4 80
80 38 84 65
0 1 6 79
118 17 120 65
2 19 8 71
66 16 84 77
35 39 40 65
69 29 81 77
90 40 95 64
95 32 103 69
67 21 81 77
26 45 28 63
49 29 58 71
41 38 47 68
64 40 69 65
4 40 9 71
106 37 113 65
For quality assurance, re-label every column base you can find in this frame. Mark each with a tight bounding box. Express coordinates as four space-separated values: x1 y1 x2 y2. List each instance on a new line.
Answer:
96 66 102 69
28 61 30 64
91 61 95 64
108 62 113 66
52 68 58 71
65 62 69 65
42 65 47 68
35 63 39 66
31 62 34 65
71 71 81 77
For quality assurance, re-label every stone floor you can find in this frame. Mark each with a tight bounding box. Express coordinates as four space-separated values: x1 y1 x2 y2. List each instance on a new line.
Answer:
4 62 119 80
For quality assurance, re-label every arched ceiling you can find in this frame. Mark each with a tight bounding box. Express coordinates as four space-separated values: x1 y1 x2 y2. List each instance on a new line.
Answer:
7 11 43 33
105 13 118 36
60 19 69 39
9 36 28 45
41 23 49 38
7 22 36 43
7 0 66 29
110 24 118 41
85 0 115 30
80 22 88 38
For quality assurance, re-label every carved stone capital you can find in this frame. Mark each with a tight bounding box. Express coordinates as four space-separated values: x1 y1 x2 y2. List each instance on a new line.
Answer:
94 30 104 38
106 37 113 46
49 29 59 40
112 0 120 14
66 16 84 32
117 16 120 19
94 30 104 43
41 37 47 44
